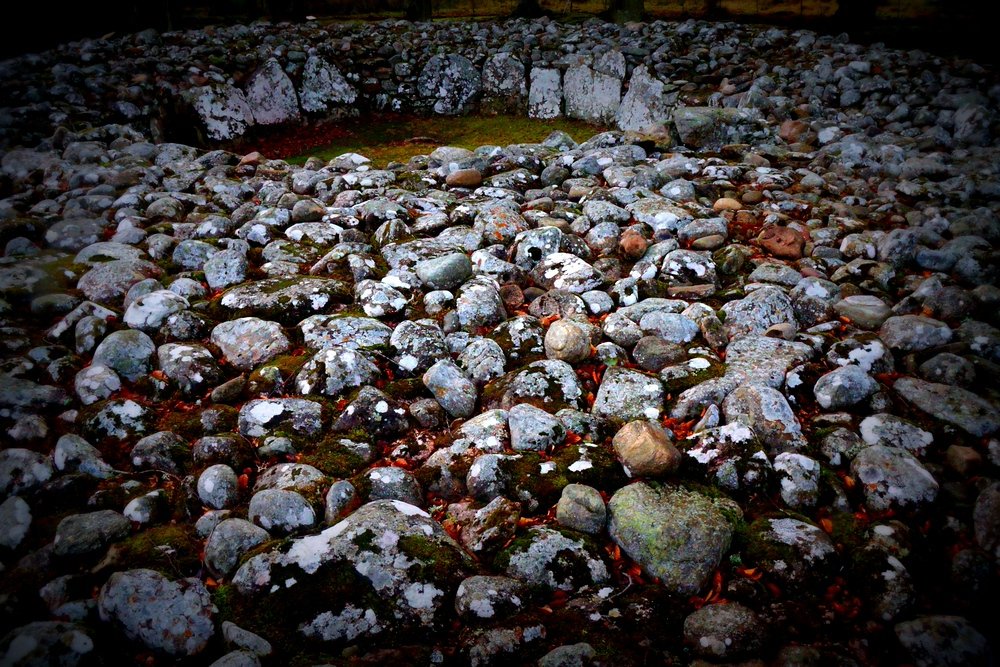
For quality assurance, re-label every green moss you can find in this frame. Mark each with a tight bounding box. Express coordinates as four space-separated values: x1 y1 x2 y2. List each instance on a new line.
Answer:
298 437 368 478
398 533 472 581
285 114 606 168
112 524 202 577
247 353 310 395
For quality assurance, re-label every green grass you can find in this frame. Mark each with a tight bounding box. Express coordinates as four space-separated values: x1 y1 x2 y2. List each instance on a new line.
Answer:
286 113 607 167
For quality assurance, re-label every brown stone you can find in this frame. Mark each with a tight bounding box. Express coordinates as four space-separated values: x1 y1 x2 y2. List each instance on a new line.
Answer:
741 190 764 205
499 283 524 310
618 228 649 259
945 445 982 476
612 420 682 478
713 197 742 212
757 225 805 259
239 151 264 167
778 119 810 143
445 168 482 188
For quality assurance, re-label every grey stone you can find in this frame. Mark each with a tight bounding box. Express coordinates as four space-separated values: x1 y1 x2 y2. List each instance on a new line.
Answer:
508 403 564 452
851 445 939 512
608 482 734 595
556 484 606 534
99 569 215 657
53 510 130 557
894 377 1000 437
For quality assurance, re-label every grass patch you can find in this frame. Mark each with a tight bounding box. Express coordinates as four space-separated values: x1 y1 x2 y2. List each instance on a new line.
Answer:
285 113 607 167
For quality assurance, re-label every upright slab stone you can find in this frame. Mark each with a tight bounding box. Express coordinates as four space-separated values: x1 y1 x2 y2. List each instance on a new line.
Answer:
181 83 254 141
564 52 624 124
529 68 562 119
615 65 672 133
417 54 481 115
245 58 300 125
481 53 526 115
298 55 357 113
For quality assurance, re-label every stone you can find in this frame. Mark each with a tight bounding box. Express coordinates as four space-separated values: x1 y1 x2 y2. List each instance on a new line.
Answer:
530 253 604 294
722 384 806 453
608 483 734 595
556 483 606 534
508 403 565 452
672 107 764 150
53 510 130 557
859 413 933 455
299 55 356 113
0 622 95 667
612 420 681 478
295 347 379 397
481 53 526 114
615 65 671 133
501 526 608 591
684 603 762 659
246 58 299 126
592 367 664 423
721 286 796 339
973 482 1000 562
757 225 805 259
538 643 597 667
123 289 188 332
879 315 952 351
814 364 877 409
894 377 1000 437
182 83 255 141
417 54 481 115
851 445 939 512
895 616 990 667
0 496 31 550
544 319 592 363
232 500 471 641
455 575 526 622
197 464 240 510
747 517 836 589
415 252 472 290
564 61 621 124
528 68 561 119
0 447 53 497
773 453 820 508
99 569 215 657
249 489 316 535
211 317 290 371
424 359 477 418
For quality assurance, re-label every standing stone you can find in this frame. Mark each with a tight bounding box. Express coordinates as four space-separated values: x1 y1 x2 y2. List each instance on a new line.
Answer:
615 65 671 133
564 57 622 124
181 84 255 142
481 53 526 115
245 58 299 126
417 54 481 116
529 68 561 119
298 55 356 113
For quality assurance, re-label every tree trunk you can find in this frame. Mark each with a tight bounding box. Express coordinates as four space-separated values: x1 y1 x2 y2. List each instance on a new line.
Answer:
609 0 643 23
511 0 545 18
405 0 433 21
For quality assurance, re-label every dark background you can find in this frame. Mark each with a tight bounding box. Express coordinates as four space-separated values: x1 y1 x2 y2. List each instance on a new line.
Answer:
0 0 988 62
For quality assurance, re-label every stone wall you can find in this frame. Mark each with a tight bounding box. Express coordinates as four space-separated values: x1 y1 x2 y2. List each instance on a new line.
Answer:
0 17 808 149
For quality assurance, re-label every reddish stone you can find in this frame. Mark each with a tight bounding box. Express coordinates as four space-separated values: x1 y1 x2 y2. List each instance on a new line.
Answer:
618 228 648 259
446 168 482 188
757 225 805 259
499 283 524 310
779 119 810 143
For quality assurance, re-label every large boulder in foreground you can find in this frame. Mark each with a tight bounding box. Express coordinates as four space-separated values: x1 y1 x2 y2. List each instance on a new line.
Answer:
98 569 215 657
230 500 472 646
608 482 736 595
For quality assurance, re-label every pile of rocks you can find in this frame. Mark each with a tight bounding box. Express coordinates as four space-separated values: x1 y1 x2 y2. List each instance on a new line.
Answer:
1 16 999 667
